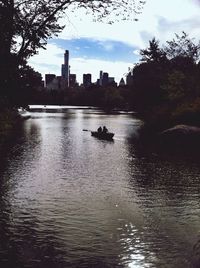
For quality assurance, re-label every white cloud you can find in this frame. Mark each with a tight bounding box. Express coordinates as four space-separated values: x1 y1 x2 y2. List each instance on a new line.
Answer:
29 43 63 78
30 43 63 66
98 41 114 51
70 57 133 83
133 49 140 56
59 13 146 48
58 0 200 47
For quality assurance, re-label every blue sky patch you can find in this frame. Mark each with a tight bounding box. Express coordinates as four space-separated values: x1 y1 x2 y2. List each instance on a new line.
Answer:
49 38 140 62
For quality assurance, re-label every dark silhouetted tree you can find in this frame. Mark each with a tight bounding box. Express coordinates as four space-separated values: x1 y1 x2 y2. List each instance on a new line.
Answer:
130 61 168 111
17 65 43 106
129 33 200 129
164 31 200 63
140 38 167 63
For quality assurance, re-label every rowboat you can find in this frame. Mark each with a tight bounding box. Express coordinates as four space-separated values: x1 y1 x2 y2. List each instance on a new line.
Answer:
18 107 31 119
91 131 114 140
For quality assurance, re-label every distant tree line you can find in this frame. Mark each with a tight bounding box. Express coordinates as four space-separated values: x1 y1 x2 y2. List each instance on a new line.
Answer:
31 85 130 110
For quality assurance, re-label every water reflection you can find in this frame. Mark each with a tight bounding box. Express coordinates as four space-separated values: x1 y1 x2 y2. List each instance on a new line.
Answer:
0 106 199 268
126 140 200 267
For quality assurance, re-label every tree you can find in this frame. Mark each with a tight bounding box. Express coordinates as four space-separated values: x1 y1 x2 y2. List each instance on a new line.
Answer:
3 63 43 106
130 33 200 129
162 70 187 102
103 87 124 108
130 61 167 111
140 38 167 63
17 65 43 106
164 31 200 63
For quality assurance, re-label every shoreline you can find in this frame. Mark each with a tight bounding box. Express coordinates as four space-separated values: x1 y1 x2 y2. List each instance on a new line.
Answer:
0 108 23 147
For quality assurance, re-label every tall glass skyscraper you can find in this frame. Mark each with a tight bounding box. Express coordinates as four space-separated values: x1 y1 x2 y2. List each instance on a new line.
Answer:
61 50 69 87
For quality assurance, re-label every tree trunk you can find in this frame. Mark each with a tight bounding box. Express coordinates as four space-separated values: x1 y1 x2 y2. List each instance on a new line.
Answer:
0 0 17 103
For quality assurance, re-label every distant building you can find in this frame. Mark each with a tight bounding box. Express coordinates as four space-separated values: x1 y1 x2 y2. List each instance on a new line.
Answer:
99 70 103 86
102 72 109 86
96 79 100 86
57 76 67 90
119 78 125 87
45 49 79 91
108 77 114 83
96 71 117 87
45 75 67 91
69 74 77 88
108 77 117 87
46 77 58 91
45 74 56 87
61 50 69 87
83 73 92 87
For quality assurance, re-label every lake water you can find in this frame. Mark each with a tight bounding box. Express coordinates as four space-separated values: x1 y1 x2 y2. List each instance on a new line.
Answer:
0 106 199 268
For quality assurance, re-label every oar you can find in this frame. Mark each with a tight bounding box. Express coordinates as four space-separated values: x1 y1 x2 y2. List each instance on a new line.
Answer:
82 129 92 132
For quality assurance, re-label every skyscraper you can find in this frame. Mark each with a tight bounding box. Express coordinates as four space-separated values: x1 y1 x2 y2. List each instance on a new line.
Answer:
102 72 109 86
83 73 92 87
69 74 77 87
64 50 69 66
45 74 56 87
61 50 69 87
99 70 103 86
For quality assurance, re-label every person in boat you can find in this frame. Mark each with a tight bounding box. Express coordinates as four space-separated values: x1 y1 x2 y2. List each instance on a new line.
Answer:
97 126 102 133
103 126 108 133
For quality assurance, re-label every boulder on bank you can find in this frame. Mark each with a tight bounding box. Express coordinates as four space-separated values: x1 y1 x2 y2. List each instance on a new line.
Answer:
161 124 200 135
158 125 200 149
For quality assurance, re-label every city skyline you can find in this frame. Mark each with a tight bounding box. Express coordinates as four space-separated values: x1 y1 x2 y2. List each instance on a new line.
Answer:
29 0 200 84
45 49 118 89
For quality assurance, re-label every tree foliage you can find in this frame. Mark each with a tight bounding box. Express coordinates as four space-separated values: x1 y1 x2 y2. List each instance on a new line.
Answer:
164 31 200 63
0 0 146 62
128 32 200 129
140 38 166 63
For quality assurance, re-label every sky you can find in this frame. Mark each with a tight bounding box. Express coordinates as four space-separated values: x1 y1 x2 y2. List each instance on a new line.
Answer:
29 0 200 84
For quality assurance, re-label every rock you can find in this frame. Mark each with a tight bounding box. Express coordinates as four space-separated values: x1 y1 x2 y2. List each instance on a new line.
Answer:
161 125 200 136
158 125 200 150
